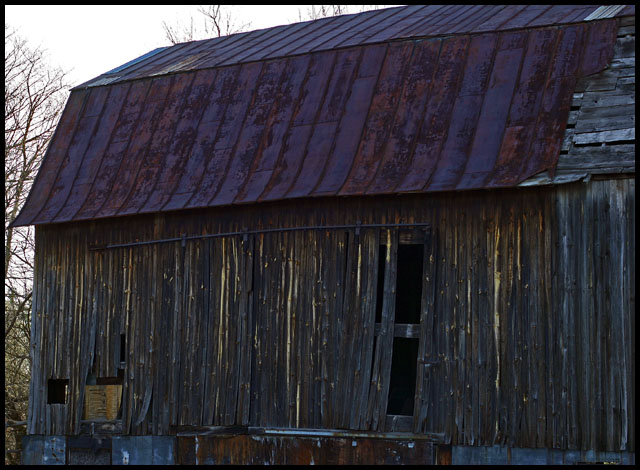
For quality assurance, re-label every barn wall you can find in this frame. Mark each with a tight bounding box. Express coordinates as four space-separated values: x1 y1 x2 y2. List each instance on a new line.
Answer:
28 178 634 451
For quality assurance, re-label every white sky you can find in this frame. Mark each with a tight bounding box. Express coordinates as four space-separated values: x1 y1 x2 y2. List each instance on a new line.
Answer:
5 5 398 88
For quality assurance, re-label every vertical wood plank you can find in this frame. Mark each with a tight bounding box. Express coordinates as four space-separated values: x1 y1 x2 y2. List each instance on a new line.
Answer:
366 229 397 431
237 233 254 425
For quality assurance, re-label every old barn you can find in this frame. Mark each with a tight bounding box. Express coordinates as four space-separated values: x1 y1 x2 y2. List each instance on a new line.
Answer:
14 4 635 465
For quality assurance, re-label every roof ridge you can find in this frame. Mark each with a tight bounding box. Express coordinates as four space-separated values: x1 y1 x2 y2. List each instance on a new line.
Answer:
74 5 633 90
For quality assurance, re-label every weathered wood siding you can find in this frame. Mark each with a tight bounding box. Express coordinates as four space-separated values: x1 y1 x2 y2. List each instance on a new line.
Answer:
522 15 635 186
28 179 634 452
566 16 635 168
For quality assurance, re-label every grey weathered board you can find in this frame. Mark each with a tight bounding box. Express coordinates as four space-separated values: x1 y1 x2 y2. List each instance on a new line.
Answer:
521 16 635 186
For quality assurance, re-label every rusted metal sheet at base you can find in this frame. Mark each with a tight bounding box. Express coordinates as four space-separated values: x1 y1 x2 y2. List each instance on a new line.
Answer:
449 445 636 465
177 434 434 465
21 435 45 465
112 435 175 465
21 435 66 465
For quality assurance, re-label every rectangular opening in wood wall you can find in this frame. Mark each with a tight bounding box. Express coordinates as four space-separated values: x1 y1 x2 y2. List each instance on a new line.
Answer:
376 229 427 424
119 334 126 363
395 243 424 324
387 337 419 416
47 379 69 404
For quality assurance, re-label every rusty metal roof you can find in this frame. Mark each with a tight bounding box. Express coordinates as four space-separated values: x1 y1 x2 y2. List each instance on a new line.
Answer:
11 5 631 227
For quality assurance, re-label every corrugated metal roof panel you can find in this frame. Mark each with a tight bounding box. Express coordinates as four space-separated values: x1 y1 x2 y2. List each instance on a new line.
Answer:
584 5 626 21
11 6 627 227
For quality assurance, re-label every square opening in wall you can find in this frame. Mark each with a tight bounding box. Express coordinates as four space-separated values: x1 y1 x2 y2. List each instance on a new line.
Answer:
47 379 69 404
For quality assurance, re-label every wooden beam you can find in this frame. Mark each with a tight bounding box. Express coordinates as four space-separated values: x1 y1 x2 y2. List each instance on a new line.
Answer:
374 323 421 338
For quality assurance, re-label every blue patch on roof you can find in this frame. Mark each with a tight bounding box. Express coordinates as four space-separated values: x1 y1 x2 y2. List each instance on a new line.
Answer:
103 46 169 75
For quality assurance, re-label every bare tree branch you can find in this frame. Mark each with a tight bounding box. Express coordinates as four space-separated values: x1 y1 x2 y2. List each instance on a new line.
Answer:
5 23 69 464
293 5 396 23
162 5 252 45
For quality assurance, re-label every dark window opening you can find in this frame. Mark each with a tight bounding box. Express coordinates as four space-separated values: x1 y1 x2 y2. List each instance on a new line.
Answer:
387 338 419 416
119 334 126 363
375 234 425 418
47 379 69 404
395 244 424 324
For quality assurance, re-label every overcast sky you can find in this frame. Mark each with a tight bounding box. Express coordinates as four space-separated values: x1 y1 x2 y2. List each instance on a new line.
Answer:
6 5 398 88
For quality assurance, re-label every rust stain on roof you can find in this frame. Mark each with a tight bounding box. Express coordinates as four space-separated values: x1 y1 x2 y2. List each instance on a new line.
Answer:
11 5 627 227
